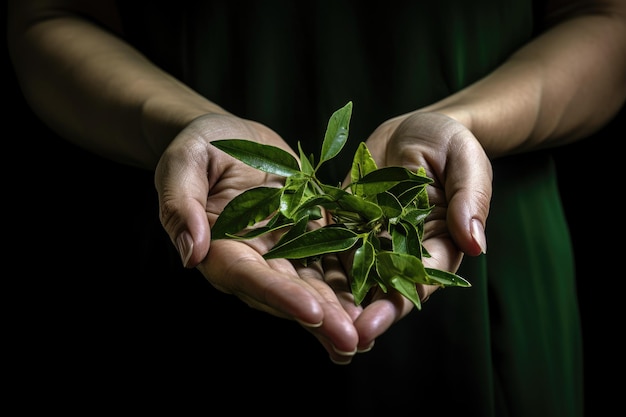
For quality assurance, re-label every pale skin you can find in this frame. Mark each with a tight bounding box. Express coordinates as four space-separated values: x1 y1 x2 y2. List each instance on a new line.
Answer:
8 0 626 364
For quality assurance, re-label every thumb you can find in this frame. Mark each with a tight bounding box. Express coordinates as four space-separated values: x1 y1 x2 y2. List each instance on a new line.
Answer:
445 136 492 257
155 146 211 268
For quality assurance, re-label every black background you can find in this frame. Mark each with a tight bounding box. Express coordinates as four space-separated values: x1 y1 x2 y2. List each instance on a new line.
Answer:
4 10 623 414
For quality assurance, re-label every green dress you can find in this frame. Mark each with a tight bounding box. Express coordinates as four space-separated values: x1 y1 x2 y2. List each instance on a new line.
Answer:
116 1 583 415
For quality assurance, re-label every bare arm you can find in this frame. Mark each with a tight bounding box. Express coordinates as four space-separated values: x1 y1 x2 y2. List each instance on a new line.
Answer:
352 0 626 344
7 0 369 362
7 0 227 170
420 0 626 158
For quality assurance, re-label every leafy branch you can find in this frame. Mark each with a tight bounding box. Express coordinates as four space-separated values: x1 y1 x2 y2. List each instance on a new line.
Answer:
210 101 470 309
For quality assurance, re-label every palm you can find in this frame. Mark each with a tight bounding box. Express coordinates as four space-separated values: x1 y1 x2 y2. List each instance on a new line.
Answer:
344 111 492 345
156 114 361 361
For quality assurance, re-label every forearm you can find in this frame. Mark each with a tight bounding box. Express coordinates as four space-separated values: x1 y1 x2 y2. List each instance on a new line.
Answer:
8 5 225 170
424 2 626 159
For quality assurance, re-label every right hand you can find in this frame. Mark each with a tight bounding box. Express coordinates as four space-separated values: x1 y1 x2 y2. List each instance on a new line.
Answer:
155 114 361 363
332 111 493 351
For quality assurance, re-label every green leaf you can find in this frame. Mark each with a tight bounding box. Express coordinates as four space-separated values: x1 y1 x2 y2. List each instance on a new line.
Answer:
298 142 315 176
211 139 301 177
388 182 428 208
351 238 376 305
376 251 430 309
376 251 429 284
211 186 282 239
376 191 403 219
291 205 324 222
425 268 472 287
318 101 352 168
351 142 378 198
389 275 422 310
355 166 433 195
399 206 432 228
227 221 291 240
280 176 309 219
209 102 471 310
321 184 383 223
390 220 422 259
273 215 310 247
291 194 337 218
263 226 359 260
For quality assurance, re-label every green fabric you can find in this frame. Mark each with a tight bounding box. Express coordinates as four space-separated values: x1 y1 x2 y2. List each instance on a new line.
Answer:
118 1 583 415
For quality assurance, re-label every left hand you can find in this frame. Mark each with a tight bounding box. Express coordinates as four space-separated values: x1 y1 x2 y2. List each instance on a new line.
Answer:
329 111 493 351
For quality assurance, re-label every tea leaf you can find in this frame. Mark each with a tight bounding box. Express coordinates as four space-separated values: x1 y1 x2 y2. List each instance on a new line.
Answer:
210 101 471 310
376 191 403 219
425 268 472 287
211 186 282 239
227 220 291 240
354 166 433 195
389 182 428 207
388 275 422 310
273 215 310 247
351 238 377 305
318 101 352 168
376 251 428 284
399 206 432 227
321 184 383 224
298 142 315 175
263 227 359 260
212 139 301 177
280 176 310 219
390 220 422 258
351 142 378 198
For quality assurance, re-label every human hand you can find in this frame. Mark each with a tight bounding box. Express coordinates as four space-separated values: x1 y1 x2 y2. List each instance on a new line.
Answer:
155 114 360 363
334 111 492 350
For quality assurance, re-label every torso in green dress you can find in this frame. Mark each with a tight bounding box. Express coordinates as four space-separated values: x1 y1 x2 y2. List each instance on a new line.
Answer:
117 1 583 415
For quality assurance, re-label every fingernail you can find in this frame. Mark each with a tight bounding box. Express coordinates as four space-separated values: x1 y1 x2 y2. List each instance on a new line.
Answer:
333 345 357 356
357 340 375 353
330 347 356 365
296 318 323 328
330 356 353 365
176 231 194 267
471 218 487 254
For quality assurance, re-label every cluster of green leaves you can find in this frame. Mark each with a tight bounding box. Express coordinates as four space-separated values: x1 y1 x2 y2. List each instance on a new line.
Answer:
210 101 470 309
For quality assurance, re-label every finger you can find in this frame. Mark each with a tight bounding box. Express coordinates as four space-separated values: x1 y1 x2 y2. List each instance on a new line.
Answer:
421 218 464 273
444 130 492 256
326 251 429 352
199 239 361 359
297 266 360 362
352 289 415 349
155 138 212 268
322 253 364 321
198 239 323 322
391 112 492 257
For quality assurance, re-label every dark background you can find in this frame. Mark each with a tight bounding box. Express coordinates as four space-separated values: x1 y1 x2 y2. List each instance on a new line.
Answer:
5 11 623 414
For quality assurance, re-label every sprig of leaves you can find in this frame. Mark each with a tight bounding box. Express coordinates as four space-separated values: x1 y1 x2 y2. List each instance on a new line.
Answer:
210 101 470 309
